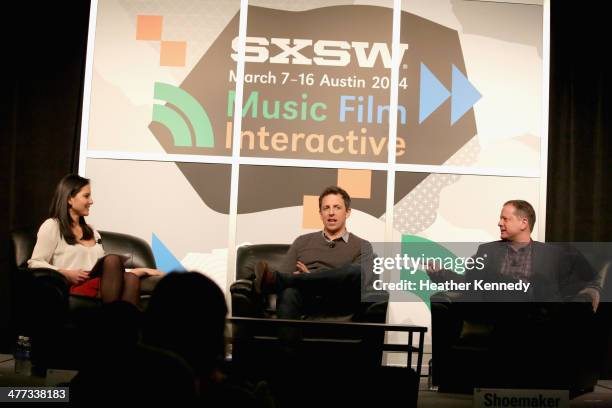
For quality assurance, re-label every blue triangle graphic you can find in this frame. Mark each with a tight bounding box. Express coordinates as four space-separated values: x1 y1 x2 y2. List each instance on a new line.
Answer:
451 65 482 125
152 233 186 273
419 63 451 124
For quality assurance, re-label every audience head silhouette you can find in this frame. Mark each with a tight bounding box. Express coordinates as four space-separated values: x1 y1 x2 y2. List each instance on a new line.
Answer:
144 271 228 376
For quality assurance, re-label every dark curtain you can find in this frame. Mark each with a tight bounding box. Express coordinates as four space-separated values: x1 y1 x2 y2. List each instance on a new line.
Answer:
547 1 612 242
0 2 91 350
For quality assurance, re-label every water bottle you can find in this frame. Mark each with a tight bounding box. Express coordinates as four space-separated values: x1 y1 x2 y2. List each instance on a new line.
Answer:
14 335 32 376
13 336 23 370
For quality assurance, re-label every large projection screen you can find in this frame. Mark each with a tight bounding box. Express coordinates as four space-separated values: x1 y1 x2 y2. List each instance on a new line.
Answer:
78 0 549 348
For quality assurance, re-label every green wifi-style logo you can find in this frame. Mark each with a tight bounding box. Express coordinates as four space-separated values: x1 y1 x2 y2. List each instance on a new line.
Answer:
152 82 214 148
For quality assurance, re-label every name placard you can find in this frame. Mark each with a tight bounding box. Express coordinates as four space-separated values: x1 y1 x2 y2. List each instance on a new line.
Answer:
473 388 569 408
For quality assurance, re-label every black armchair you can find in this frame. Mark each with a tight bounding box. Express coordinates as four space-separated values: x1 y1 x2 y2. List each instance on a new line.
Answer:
7 227 162 370
230 244 388 322
229 244 396 405
229 244 388 361
430 261 610 397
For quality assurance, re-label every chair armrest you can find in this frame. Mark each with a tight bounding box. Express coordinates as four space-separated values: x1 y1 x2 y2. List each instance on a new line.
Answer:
361 300 388 323
28 268 70 303
20 267 69 296
230 279 265 317
14 268 70 328
230 279 255 295
26 267 69 286
563 262 610 304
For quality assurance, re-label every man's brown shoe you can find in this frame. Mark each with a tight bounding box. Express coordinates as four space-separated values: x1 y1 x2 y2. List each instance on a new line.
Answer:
254 261 276 295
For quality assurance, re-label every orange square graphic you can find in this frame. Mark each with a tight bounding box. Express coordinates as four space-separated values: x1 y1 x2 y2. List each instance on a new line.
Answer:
337 169 371 199
302 195 322 229
136 15 163 41
160 41 187 67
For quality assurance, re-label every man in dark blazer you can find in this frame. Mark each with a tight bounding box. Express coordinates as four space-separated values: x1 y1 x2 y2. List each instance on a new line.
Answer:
428 200 600 309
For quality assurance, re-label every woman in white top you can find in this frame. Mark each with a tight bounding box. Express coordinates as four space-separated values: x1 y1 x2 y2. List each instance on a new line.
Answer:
28 174 162 305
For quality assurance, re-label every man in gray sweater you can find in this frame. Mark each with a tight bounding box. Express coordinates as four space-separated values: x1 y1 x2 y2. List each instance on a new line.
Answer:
255 186 373 321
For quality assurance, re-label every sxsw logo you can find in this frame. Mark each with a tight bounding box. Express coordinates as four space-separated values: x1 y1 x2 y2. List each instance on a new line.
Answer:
152 82 215 148
231 37 410 68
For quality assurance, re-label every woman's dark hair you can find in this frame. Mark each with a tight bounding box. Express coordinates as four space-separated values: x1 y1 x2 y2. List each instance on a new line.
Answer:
49 174 94 245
